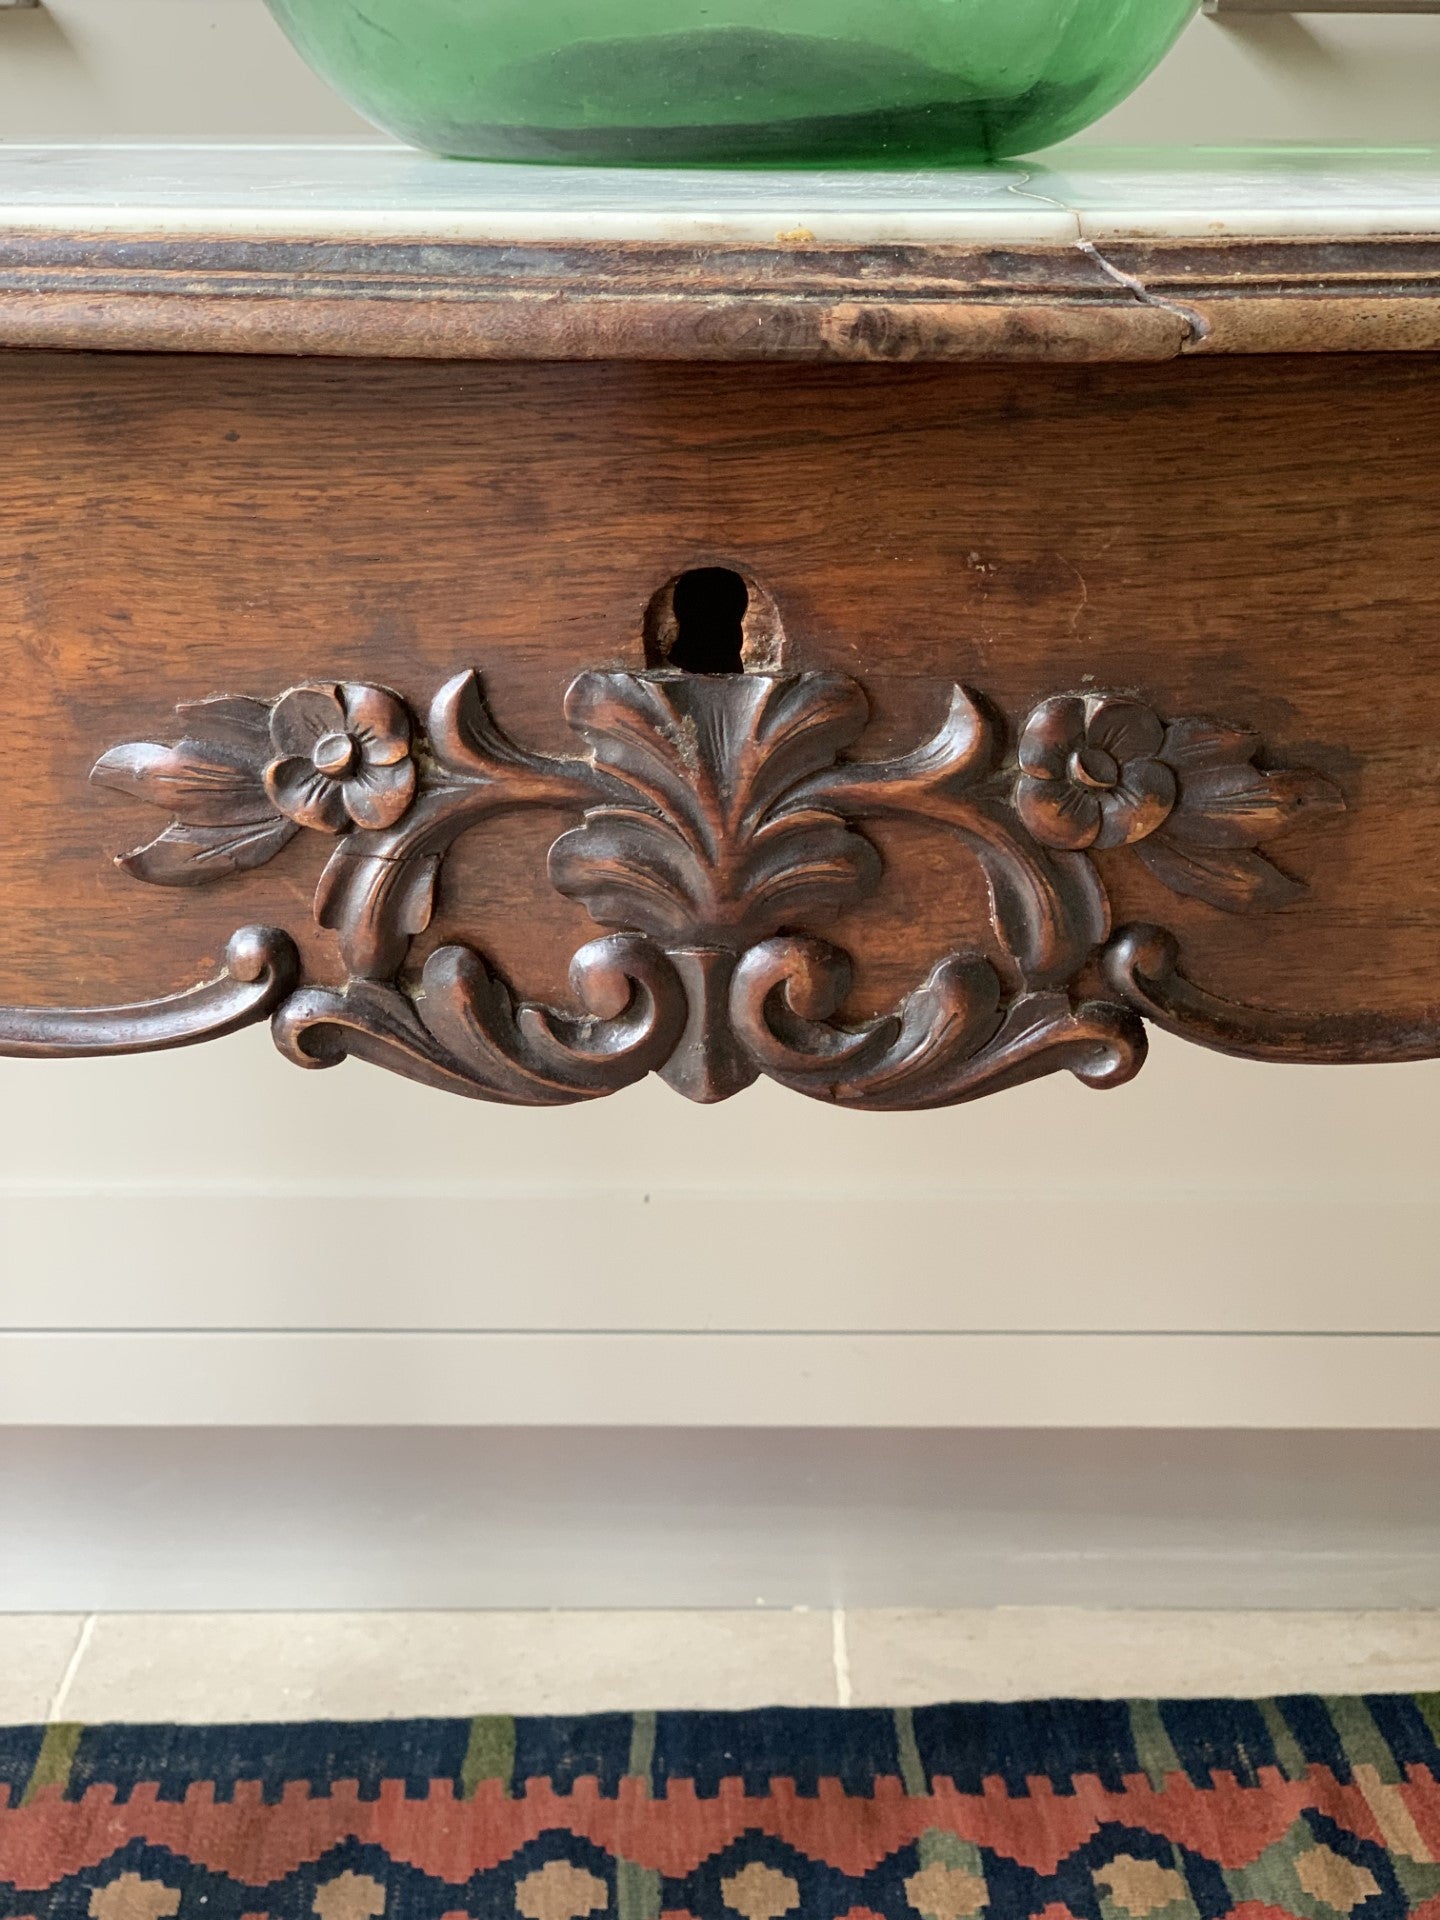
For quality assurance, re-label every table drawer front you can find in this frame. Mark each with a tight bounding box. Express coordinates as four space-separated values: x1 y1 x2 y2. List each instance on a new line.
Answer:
2 352 1436 1108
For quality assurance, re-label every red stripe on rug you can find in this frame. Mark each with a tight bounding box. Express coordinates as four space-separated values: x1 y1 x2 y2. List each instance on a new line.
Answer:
1 1765 1437 1891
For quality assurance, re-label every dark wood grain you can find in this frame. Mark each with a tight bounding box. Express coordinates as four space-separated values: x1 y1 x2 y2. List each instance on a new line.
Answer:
1 348 1437 1098
0 232 1437 362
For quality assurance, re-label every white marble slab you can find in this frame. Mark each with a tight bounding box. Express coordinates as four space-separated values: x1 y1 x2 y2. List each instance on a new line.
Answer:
0 141 1072 244
1039 145 1440 239
0 141 1436 245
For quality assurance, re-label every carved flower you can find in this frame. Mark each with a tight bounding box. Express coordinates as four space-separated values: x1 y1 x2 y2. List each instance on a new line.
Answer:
1016 694 1176 852
265 683 416 834
1016 694 1344 913
94 681 421 888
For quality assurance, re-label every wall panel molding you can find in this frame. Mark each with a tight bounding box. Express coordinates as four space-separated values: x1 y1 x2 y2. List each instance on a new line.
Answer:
3 1328 1437 1427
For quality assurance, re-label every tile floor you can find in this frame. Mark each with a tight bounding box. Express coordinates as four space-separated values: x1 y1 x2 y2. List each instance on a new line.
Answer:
2 1610 1439 1725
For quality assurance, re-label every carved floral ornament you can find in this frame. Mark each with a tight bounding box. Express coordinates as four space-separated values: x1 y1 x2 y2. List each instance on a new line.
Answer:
60 657 1348 1108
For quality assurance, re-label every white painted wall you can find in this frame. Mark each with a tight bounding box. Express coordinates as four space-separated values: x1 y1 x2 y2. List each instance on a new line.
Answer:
0 0 1437 1604
2 1030 1438 1430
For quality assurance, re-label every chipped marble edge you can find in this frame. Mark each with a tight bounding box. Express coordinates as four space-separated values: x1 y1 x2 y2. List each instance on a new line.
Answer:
1076 207 1440 240
2 203 1440 248
0 204 1081 246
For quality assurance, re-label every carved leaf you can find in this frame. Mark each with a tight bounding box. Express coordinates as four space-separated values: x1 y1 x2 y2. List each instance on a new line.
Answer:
432 934 686 1099
552 674 883 944
799 685 1102 985
549 804 880 945
518 935 688 1077
428 669 528 782
273 978 496 1096
1134 834 1307 913
315 674 601 982
418 950 602 1104
315 839 443 978
174 695 274 752
730 936 1002 1099
419 943 677 1104
729 935 1144 1111
274 936 684 1105
93 696 299 886
91 739 276 827
115 818 299 888
428 669 601 809
864 991 1147 1107
1165 765 1344 848
565 670 872 850
961 798 1112 988
834 952 1005 1106
797 683 997 816
1159 716 1262 772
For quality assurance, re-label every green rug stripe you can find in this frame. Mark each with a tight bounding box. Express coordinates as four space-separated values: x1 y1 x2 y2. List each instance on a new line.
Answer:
616 1856 663 1920
1259 1699 1310 1783
894 1706 928 1796
459 1714 516 1800
1129 1698 1185 1789
22 1722 83 1806
1326 1693 1403 1784
627 1708 657 1789
617 1720 661 1920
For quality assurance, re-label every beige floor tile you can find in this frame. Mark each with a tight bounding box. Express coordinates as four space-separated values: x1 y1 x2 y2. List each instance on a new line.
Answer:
59 1609 838 1723
0 1615 88 1723
842 1607 1440 1705
37 1607 1440 1724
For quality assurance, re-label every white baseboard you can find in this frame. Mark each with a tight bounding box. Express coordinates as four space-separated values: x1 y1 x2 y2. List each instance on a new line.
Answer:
3 1428 1438 1612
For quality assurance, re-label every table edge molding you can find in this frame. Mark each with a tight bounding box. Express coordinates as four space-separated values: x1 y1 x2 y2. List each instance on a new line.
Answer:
1 232 1438 360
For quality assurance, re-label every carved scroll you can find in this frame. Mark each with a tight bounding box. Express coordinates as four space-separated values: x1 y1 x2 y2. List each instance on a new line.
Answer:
18 660 1350 1108
1104 925 1440 1065
0 927 297 1058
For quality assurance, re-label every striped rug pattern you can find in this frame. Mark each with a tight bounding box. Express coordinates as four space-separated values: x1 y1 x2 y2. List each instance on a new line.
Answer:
3 1695 1440 1919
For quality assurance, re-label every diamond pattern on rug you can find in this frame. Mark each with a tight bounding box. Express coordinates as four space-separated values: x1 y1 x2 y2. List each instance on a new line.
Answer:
2 1696 1440 1919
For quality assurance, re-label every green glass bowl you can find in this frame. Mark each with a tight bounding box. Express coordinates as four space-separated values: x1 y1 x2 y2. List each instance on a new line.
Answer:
264 0 1197 168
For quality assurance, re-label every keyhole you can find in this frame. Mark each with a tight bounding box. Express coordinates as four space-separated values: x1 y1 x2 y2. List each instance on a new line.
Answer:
665 567 749 674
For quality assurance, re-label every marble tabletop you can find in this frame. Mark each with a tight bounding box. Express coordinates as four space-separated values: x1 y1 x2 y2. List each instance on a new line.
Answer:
0 141 1437 245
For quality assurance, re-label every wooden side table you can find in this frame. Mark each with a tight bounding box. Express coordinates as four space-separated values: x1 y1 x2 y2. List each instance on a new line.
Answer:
1 146 1437 1113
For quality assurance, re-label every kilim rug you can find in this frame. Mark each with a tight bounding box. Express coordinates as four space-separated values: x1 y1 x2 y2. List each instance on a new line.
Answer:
3 1696 1440 1920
